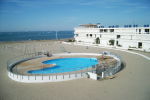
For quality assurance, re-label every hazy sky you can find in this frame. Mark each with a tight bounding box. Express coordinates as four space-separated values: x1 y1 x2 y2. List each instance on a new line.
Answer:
0 0 150 31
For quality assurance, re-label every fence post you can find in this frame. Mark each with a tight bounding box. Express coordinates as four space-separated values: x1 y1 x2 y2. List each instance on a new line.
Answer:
75 72 77 77
28 75 29 80
69 73 70 78
20 75 21 80
35 75 36 80
102 72 104 78
42 74 43 80
13 73 14 78
63 74 64 79
9 72 11 77
63 69 64 79
16 73 18 79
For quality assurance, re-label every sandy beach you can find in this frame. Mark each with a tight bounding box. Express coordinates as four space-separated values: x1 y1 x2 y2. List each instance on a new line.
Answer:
0 40 150 100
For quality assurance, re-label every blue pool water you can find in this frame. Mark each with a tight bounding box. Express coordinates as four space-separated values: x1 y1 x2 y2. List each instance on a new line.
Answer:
28 58 98 74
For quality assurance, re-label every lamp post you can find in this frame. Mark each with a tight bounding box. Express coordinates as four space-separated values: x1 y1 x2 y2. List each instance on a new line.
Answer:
55 31 58 40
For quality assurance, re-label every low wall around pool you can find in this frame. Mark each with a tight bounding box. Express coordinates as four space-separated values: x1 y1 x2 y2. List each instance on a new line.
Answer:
8 71 89 83
7 52 122 83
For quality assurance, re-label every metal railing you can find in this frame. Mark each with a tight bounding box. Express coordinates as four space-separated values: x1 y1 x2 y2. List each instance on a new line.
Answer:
96 52 122 78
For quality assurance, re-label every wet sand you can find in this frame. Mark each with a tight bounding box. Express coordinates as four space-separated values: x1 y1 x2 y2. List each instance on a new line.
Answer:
0 40 150 100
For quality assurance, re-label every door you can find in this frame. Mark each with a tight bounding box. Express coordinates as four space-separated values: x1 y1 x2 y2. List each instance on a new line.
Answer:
138 42 142 48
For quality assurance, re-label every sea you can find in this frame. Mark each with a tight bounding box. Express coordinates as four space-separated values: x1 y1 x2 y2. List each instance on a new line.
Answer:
0 31 74 42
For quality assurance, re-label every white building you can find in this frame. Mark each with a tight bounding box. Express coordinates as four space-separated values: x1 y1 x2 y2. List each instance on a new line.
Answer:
74 24 150 52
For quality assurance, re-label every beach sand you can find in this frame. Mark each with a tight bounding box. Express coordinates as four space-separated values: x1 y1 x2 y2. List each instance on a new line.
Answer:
0 40 150 100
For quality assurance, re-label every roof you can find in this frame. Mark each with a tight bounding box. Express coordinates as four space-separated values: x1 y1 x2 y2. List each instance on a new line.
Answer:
79 24 98 28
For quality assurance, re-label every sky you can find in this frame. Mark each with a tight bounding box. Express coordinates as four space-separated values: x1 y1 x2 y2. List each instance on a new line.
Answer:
0 0 150 32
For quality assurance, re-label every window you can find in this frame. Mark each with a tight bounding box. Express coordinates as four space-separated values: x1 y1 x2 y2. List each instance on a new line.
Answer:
90 34 92 37
96 37 100 44
86 34 88 37
100 29 103 33
116 41 118 45
136 29 138 32
117 35 120 39
104 29 107 32
138 42 142 48
145 29 149 32
110 29 114 32
139 29 141 34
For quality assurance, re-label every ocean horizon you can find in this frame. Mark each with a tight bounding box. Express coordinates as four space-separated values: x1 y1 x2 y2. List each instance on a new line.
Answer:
0 31 74 42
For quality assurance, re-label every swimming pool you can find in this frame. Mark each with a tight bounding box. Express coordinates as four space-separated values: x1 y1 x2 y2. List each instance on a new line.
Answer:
28 58 98 74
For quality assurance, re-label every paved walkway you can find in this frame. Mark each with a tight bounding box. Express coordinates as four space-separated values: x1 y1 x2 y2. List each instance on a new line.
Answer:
0 41 150 100
69 42 150 60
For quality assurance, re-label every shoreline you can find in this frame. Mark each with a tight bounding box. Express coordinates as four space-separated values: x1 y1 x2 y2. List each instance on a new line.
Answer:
0 38 74 43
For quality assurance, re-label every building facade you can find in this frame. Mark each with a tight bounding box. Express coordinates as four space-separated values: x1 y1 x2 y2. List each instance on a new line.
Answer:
74 24 150 52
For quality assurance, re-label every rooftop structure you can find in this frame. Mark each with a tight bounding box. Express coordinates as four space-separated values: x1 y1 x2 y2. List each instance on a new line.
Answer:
79 24 98 28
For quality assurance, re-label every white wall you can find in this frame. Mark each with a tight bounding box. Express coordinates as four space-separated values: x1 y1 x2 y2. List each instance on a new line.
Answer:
74 27 150 52
100 39 109 46
143 42 150 51
118 40 137 49
132 35 150 41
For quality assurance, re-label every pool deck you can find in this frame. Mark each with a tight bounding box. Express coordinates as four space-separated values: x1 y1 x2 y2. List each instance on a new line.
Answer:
0 40 150 100
13 55 117 76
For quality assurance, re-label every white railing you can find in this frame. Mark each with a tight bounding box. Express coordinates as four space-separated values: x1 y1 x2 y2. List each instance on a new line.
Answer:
7 52 122 83
97 52 122 78
7 53 98 83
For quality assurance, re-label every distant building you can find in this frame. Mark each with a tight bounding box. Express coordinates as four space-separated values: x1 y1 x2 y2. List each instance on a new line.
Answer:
74 24 150 52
